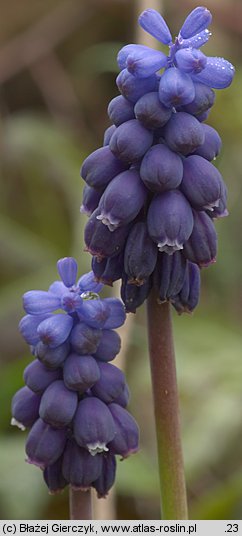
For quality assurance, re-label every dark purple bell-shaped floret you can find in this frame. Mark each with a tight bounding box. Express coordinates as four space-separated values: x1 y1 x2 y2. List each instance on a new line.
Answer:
81 146 128 190
209 180 228 219
140 143 183 193
178 82 215 116
134 91 172 129
164 112 205 155
25 418 67 469
102 298 126 329
138 9 172 45
108 95 135 126
181 155 223 211
147 190 194 254
116 68 157 103
74 397 116 455
93 453 116 498
175 48 207 74
35 340 70 369
171 261 201 314
84 208 130 260
103 125 116 146
157 251 187 303
94 329 121 363
80 185 104 217
24 359 62 394
37 314 73 348
43 456 67 494
183 210 217 267
121 274 152 313
70 322 102 355
193 124 222 161
62 439 102 490
159 68 195 108
57 257 78 288
179 6 212 39
92 253 124 286
108 403 139 459
39 380 78 428
124 221 158 285
23 291 61 315
109 119 153 163
78 299 110 329
11 386 41 430
63 353 100 393
19 314 52 346
97 169 147 231
92 362 125 404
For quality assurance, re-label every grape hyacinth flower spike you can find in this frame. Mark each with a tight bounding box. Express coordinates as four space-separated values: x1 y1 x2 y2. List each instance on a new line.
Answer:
12 257 139 502
79 5 234 520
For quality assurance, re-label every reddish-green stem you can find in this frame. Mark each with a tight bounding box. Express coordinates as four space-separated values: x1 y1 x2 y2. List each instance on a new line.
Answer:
147 289 188 519
69 488 93 520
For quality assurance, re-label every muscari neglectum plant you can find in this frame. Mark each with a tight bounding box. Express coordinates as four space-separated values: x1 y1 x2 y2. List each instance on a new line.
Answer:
12 5 235 521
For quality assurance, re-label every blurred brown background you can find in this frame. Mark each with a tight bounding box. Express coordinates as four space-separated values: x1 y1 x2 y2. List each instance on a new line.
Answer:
0 0 242 521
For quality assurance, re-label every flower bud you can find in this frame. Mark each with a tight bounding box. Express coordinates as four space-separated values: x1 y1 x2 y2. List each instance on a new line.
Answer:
159 68 195 108
175 48 207 74
70 322 102 355
179 29 211 50
94 329 121 362
192 57 235 89
24 359 62 394
121 274 151 313
93 453 116 498
62 439 102 490
37 314 73 348
209 180 228 219
114 384 130 408
193 124 222 161
164 112 205 155
35 340 70 369
97 169 147 230
179 7 212 39
124 221 157 284
108 403 139 459
92 253 124 286
181 155 223 211
57 257 78 288
103 125 116 146
108 95 135 126
19 314 51 345
25 418 67 468
11 386 41 430
178 82 215 116
118 44 167 78
92 362 125 404
74 397 115 455
63 353 100 392
39 380 78 428
43 457 67 494
138 9 172 45
183 210 217 267
84 208 130 260
116 69 157 104
109 119 153 164
78 299 110 329
80 185 104 217
147 190 194 254
78 270 103 293
140 143 183 192
23 291 61 315
48 281 66 297
134 92 172 129
157 251 187 303
81 146 127 190
102 298 126 329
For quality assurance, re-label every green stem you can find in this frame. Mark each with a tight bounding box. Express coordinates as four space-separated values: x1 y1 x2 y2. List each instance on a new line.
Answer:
146 289 188 520
69 488 93 520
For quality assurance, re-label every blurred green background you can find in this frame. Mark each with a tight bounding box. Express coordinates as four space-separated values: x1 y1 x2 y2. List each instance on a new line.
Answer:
0 0 242 521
